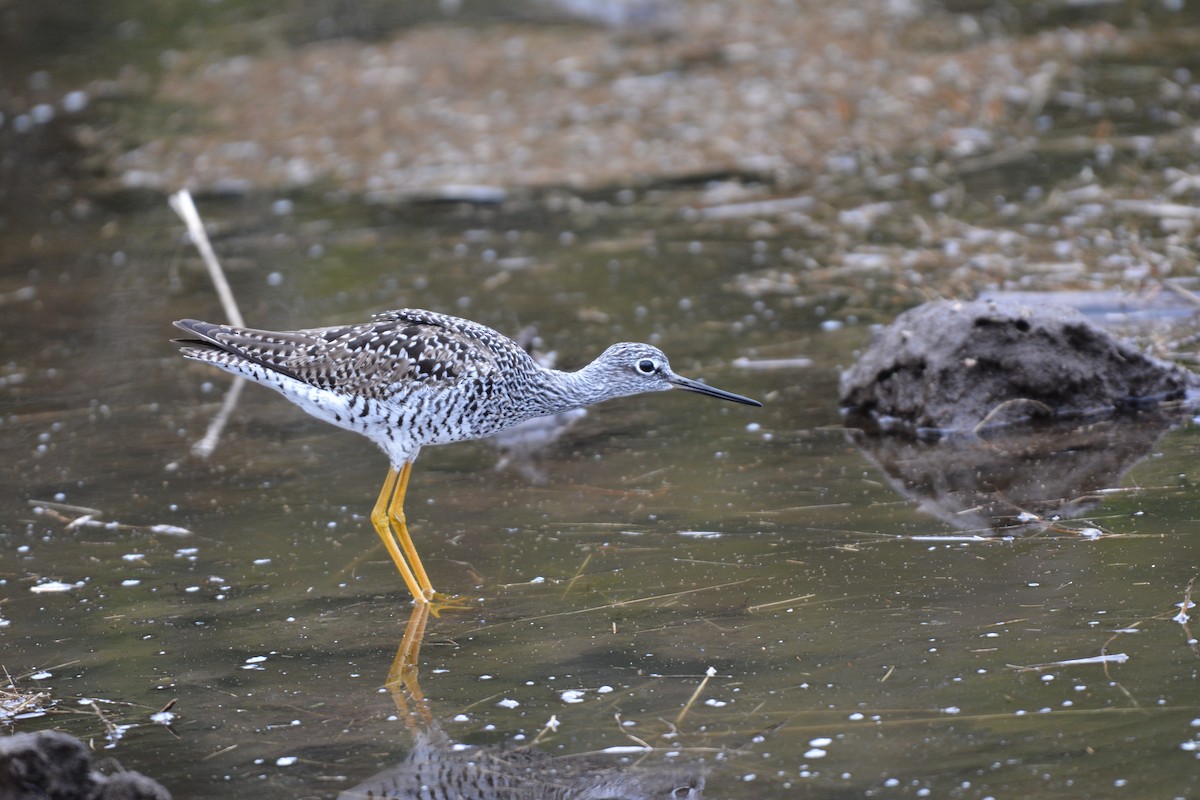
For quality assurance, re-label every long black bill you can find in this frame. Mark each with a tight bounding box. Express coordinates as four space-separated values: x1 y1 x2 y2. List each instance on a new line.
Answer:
669 374 762 407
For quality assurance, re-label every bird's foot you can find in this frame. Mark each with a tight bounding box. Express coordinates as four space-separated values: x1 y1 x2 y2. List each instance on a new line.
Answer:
419 591 475 617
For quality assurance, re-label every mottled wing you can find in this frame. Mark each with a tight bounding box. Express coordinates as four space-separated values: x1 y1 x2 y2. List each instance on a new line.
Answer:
294 313 507 395
174 309 514 398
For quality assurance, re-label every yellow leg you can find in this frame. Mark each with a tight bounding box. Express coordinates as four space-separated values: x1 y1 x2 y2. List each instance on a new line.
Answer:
370 465 425 603
387 461 434 600
371 462 473 613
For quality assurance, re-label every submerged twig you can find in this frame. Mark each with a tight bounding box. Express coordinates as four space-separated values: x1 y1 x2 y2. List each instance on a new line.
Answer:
561 551 595 600
200 744 239 761
747 594 816 612
675 667 716 728
461 578 752 634
1008 652 1129 672
613 713 654 751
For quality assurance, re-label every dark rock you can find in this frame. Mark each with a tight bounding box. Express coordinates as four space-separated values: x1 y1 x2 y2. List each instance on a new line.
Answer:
0 731 170 800
839 298 1198 434
96 773 172 800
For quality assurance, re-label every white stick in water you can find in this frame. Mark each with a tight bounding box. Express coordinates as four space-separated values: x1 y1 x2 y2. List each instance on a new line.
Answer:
169 189 247 458
169 190 245 327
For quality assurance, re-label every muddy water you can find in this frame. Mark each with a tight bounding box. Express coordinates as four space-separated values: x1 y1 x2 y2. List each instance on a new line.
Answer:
1 193 1198 799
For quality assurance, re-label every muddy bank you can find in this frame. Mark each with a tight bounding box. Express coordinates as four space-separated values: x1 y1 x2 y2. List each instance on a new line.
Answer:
839 298 1199 434
2 0 1140 199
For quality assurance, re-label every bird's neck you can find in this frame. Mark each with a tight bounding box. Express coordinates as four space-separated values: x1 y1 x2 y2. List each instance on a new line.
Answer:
531 360 616 415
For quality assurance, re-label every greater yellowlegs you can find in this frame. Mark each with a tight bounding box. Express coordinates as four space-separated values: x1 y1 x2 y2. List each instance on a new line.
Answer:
173 308 760 605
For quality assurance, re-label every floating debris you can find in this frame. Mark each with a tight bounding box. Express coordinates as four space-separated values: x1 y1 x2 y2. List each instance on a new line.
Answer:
1013 653 1129 671
1 675 51 723
730 356 813 370
30 500 192 537
908 535 994 542
147 524 192 537
30 581 78 594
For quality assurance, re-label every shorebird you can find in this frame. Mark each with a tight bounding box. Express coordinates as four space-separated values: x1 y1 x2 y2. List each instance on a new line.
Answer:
174 308 760 606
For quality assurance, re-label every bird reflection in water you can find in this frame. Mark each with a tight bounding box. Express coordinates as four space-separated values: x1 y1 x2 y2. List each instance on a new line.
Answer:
338 605 705 800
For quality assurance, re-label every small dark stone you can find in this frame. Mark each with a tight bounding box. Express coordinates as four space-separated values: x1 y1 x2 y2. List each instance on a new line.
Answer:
96 772 172 800
839 298 1199 434
0 731 170 800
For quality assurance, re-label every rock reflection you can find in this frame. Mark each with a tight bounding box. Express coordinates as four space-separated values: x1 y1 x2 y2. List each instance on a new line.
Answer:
848 413 1182 534
338 606 704 800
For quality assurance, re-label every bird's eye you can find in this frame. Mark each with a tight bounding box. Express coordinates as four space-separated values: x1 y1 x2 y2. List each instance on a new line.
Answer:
636 358 657 374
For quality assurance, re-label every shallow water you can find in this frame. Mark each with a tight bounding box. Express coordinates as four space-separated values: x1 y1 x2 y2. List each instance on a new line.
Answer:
7 0 1200 794
3 192 1200 799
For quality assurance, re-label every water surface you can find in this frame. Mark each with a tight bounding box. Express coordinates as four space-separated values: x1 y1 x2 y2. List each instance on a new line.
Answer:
3 193 1199 799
